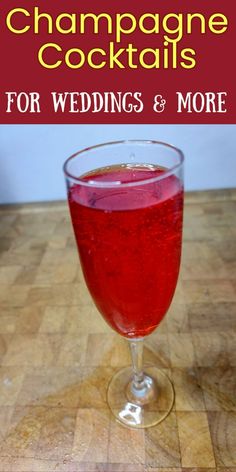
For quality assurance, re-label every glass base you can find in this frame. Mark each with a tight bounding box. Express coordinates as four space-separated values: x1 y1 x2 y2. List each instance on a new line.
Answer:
107 365 174 429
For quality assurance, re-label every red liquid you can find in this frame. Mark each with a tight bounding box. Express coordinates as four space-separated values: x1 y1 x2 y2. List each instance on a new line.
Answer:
68 165 183 338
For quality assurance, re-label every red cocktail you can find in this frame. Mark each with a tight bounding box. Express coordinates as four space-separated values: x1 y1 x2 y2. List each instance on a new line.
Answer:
64 141 184 428
69 165 183 338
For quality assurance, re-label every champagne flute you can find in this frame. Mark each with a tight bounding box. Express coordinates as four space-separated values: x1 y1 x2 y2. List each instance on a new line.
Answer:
63 140 184 428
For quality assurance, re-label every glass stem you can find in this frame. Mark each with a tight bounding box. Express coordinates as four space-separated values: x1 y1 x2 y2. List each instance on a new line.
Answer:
129 338 145 391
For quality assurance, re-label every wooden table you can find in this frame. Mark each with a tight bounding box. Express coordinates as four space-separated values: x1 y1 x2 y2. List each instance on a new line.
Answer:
0 189 235 472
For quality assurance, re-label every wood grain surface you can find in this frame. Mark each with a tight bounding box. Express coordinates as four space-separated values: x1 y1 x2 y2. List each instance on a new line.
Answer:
0 189 236 472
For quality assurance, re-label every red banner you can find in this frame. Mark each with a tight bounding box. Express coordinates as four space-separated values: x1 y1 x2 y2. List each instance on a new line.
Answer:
0 0 235 123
